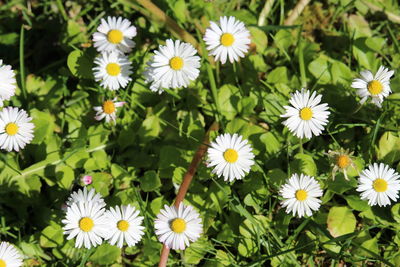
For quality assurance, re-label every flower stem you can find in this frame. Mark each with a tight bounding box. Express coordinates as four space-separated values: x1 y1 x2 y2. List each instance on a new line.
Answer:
158 121 219 267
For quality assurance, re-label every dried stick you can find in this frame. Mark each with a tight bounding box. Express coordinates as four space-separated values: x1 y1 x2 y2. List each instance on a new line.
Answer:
258 0 275 26
158 121 219 267
283 0 311 25
124 0 202 54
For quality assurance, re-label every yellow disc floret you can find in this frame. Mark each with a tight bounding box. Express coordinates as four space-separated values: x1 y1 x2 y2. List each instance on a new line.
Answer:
79 217 94 232
299 107 313 121
5 123 18 136
0 259 6 267
337 155 350 169
170 218 186 233
117 220 130 232
373 178 388 192
223 149 239 163
107 29 123 44
106 63 121 76
169 57 184 70
220 33 235 47
103 100 116 114
367 80 383 96
295 189 308 201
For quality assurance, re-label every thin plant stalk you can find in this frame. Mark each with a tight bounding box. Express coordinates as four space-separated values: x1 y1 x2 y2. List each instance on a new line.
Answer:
158 122 219 267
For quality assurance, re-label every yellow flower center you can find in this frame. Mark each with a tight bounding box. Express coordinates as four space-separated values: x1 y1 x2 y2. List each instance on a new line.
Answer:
102 100 116 114
223 148 238 163
169 57 184 70
107 29 123 44
337 155 350 169
367 80 383 96
170 218 186 233
299 107 313 120
220 33 235 47
295 189 308 201
79 217 94 232
0 259 6 267
106 63 121 76
117 220 130 232
373 178 388 192
5 123 18 136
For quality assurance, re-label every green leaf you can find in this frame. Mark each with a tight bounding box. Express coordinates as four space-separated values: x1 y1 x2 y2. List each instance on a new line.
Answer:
67 50 93 79
391 204 400 223
89 243 121 265
40 222 63 248
327 206 356 237
308 55 331 84
56 165 75 189
345 195 369 212
138 114 161 141
30 109 55 144
290 153 317 177
90 172 113 196
218 84 240 120
173 0 187 23
140 170 161 192
267 67 288 84
260 132 282 155
248 26 268 53
183 237 210 264
378 132 400 163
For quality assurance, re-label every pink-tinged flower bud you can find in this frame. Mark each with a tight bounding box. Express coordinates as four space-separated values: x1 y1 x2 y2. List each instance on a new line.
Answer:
82 175 92 185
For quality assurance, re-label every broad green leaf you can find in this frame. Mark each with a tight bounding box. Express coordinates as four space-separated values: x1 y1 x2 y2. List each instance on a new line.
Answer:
248 26 268 53
40 222 63 248
290 153 317 177
345 195 369 212
67 50 93 79
327 206 356 237
30 109 55 144
140 170 161 192
267 67 288 84
89 243 121 265
378 132 400 163
183 237 210 264
218 84 239 120
90 172 113 196
138 114 161 141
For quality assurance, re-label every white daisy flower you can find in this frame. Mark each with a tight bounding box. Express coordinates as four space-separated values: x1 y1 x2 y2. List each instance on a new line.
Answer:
0 107 34 152
144 39 200 94
280 173 323 218
351 66 394 108
203 16 251 64
356 163 400 207
62 201 107 249
207 133 255 182
281 89 330 139
66 187 106 208
154 203 202 250
93 98 125 123
0 242 23 267
93 52 133 91
0 60 17 107
93 16 137 54
103 205 145 248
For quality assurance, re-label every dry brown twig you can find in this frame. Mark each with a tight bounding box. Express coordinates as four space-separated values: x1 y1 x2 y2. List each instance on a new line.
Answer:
123 0 202 54
284 0 311 25
158 121 219 267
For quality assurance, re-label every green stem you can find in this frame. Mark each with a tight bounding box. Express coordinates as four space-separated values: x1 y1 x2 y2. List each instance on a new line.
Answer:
79 248 93 267
299 138 304 154
56 0 69 21
19 26 27 105
297 29 307 88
